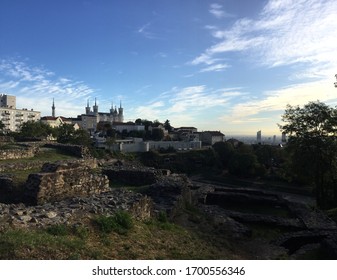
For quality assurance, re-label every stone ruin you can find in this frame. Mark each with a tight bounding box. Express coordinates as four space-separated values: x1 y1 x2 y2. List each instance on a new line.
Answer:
2 150 337 259
194 183 337 259
0 144 39 160
24 159 110 205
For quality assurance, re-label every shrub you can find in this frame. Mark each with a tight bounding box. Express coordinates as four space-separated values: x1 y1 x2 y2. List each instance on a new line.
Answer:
157 211 168 223
94 211 133 235
46 224 69 236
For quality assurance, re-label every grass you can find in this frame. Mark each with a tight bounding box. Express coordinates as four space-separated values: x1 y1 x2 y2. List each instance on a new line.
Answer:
109 181 151 194
0 211 243 260
0 228 87 260
10 168 41 185
0 143 25 150
93 211 133 235
0 148 79 164
0 148 80 184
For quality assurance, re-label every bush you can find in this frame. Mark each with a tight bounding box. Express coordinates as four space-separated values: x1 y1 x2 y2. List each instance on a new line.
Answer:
46 224 69 236
157 211 168 223
94 211 133 235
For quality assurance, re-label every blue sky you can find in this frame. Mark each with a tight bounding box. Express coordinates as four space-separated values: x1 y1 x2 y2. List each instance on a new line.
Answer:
1 0 337 136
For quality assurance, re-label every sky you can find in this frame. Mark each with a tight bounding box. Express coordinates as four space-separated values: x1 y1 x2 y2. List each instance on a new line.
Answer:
0 0 337 137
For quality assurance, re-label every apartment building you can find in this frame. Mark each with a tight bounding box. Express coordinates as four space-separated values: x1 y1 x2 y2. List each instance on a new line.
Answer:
0 94 40 132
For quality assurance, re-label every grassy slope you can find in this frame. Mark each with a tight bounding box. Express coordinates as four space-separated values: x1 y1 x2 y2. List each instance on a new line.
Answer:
0 148 79 185
0 214 241 260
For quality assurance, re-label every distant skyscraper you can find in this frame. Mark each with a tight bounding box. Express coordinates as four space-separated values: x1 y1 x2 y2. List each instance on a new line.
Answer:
282 132 287 143
257 130 262 144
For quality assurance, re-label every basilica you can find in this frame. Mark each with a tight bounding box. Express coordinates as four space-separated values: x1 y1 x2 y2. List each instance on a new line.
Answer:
85 98 124 123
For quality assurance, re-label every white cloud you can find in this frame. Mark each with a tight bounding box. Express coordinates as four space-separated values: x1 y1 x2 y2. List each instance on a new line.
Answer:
155 52 167 58
0 59 96 117
190 53 218 66
190 0 337 134
209 3 233 19
133 101 165 120
137 22 158 39
129 85 243 128
194 0 337 72
200 63 230 72
221 78 337 131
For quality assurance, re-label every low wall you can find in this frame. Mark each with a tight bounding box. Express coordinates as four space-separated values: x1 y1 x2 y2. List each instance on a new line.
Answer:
145 174 192 220
0 146 38 160
43 143 92 159
0 160 45 172
24 159 109 205
103 166 170 186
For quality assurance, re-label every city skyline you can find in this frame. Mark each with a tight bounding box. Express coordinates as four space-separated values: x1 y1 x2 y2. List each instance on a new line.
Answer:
1 0 337 135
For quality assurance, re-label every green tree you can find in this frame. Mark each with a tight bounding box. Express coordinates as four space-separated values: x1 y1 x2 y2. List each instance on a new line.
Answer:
135 118 142 125
212 141 234 168
228 151 262 178
18 121 53 139
56 124 76 144
279 101 337 208
151 128 164 141
57 124 92 146
164 119 173 132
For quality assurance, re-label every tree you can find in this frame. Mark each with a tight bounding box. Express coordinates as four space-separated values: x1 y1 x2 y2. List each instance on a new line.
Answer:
57 124 76 144
164 119 173 132
57 124 92 146
18 121 54 140
142 120 153 131
228 152 262 178
135 118 142 125
279 101 337 208
151 128 164 141
212 141 234 168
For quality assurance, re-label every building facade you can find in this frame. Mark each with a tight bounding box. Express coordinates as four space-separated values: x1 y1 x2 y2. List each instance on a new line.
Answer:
85 99 124 123
0 94 40 132
200 131 225 145
77 99 125 134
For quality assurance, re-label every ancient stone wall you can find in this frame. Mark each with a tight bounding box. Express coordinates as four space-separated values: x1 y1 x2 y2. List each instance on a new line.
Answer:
43 143 92 159
24 159 109 205
0 189 154 229
0 146 38 160
145 174 192 219
103 166 170 186
0 160 45 172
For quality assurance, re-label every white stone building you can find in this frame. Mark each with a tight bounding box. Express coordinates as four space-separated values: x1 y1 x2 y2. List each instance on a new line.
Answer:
0 94 40 132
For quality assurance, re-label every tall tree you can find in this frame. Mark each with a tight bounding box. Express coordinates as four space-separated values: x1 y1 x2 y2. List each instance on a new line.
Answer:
19 121 53 139
279 101 337 208
57 124 91 146
164 119 173 132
